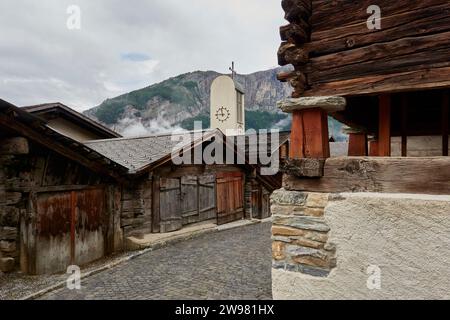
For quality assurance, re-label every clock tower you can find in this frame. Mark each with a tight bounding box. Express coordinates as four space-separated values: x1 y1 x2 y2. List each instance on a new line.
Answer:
210 74 245 136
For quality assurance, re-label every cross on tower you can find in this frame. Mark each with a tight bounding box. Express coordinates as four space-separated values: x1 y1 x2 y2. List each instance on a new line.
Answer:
229 61 236 79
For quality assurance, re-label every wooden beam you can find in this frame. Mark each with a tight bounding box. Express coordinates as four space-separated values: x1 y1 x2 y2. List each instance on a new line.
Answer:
348 133 368 156
283 156 450 195
290 108 330 159
0 137 29 155
378 95 391 156
443 91 449 156
307 32 450 84
303 66 450 97
310 0 448 33
309 2 450 55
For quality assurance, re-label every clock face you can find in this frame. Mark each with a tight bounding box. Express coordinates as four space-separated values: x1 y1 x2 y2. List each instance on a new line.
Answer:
215 106 230 123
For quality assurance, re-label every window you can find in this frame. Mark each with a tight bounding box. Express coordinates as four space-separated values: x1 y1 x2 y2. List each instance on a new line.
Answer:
236 91 243 124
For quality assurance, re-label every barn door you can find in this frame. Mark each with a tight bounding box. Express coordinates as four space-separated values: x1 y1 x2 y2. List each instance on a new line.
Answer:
216 172 244 225
34 188 106 274
159 178 182 233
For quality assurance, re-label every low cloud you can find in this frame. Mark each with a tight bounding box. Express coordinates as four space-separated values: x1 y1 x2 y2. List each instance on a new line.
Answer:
118 117 186 137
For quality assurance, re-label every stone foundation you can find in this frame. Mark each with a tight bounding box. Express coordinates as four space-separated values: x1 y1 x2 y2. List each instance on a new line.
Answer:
271 189 336 277
0 155 24 272
272 190 450 300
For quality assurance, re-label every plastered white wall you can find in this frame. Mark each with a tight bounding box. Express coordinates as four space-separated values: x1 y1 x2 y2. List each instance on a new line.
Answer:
210 75 244 135
273 193 450 300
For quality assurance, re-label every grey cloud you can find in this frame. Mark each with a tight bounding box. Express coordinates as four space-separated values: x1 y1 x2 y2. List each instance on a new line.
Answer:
0 0 284 111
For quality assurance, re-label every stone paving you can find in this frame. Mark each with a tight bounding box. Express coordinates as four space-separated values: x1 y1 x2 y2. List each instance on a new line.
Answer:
39 222 272 300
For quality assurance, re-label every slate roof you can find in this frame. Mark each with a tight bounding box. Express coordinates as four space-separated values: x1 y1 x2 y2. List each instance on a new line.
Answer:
84 130 218 173
84 129 291 175
0 99 128 180
22 102 121 138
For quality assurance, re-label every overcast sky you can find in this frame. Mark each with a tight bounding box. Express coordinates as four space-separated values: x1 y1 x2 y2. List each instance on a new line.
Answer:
0 0 284 111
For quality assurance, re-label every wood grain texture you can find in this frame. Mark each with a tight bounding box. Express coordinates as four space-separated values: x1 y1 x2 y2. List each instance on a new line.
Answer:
290 109 330 159
348 133 368 157
378 95 391 156
279 0 450 98
283 157 450 195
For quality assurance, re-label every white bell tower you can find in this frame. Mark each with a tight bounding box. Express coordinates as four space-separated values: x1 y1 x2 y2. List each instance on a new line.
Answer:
210 64 245 136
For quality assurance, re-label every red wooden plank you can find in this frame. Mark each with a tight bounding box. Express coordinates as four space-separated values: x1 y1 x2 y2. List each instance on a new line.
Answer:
289 108 330 159
401 95 408 157
348 133 368 156
378 94 391 156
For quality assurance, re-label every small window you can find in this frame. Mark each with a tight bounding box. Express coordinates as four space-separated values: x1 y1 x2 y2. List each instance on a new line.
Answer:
236 91 243 124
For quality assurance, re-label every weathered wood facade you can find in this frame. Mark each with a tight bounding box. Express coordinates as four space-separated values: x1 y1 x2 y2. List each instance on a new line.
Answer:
0 99 127 274
86 131 286 238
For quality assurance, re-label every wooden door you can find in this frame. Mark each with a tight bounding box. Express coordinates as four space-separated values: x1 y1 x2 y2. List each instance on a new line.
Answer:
261 189 271 219
251 184 261 219
34 188 106 274
181 176 199 225
216 172 244 225
159 178 182 233
199 174 216 221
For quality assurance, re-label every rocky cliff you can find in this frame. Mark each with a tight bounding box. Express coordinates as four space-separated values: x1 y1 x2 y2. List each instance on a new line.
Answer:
84 67 344 139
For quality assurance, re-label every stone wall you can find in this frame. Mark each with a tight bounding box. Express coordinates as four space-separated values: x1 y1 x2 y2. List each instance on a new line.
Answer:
0 154 24 272
272 190 450 300
271 189 336 277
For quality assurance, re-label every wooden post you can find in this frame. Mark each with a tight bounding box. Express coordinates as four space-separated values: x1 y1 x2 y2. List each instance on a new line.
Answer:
442 91 449 156
369 140 379 156
401 96 408 157
347 131 368 156
290 108 330 159
378 94 391 156
152 176 160 233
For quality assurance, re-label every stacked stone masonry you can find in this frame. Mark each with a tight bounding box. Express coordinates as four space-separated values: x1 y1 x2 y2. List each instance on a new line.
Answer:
0 155 23 272
271 189 337 277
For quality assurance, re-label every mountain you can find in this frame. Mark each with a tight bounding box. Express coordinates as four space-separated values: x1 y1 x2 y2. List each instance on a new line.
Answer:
84 67 345 139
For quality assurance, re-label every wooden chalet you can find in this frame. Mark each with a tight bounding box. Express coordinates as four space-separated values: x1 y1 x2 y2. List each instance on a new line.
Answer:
277 0 450 195
0 99 127 274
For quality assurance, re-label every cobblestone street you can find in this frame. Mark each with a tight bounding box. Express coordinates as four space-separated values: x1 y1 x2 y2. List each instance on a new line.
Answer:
39 222 272 300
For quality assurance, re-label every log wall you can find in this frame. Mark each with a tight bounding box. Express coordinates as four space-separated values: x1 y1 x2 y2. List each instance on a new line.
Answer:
278 0 450 97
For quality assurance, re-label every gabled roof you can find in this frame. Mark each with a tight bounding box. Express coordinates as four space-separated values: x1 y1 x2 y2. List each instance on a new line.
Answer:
22 102 121 139
0 99 128 181
85 130 219 174
84 129 287 191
